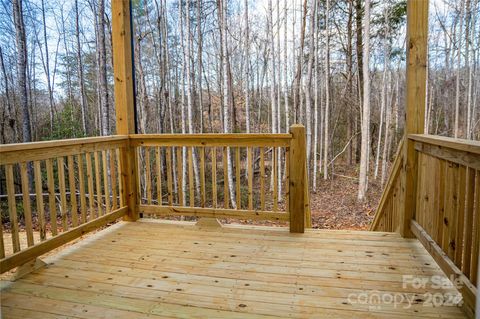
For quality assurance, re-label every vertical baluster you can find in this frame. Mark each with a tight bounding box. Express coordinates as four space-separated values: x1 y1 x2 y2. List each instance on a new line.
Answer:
6 164 20 252
0 223 4 258
273 147 278 211
212 148 217 208
285 147 290 212
188 147 194 207
78 154 87 224
145 147 152 205
85 153 95 220
200 147 206 207
116 149 124 208
260 147 265 211
471 170 480 284
34 161 46 240
177 147 184 205
247 147 253 211
102 150 110 213
94 152 103 216
67 156 78 227
166 147 173 205
156 147 162 205
46 159 58 236
236 147 241 209
58 157 68 231
20 162 34 246
454 165 466 266
462 167 475 276
110 150 118 210
223 147 229 209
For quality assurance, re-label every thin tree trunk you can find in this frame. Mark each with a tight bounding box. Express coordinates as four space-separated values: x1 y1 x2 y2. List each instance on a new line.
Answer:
323 0 330 180
75 0 88 135
41 0 55 132
97 0 110 136
358 0 370 201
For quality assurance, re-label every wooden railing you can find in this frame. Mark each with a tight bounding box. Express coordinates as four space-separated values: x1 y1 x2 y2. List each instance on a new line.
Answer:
0 126 308 273
371 134 479 316
130 125 309 232
370 138 404 232
0 136 129 273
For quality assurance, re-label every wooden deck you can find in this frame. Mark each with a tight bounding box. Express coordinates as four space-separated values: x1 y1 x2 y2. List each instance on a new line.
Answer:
0 220 467 319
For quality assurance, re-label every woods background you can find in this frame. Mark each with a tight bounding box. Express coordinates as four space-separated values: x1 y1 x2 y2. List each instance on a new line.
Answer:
1 0 479 210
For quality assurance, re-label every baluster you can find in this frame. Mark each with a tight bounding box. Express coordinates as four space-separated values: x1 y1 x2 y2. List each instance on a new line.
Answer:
188 147 194 207
46 159 58 236
67 156 78 227
145 147 152 205
156 147 162 206
78 154 87 224
247 147 253 211
102 150 110 213
20 162 34 246
200 147 205 208
166 147 173 205
212 148 217 208
34 161 46 240
94 152 103 216
85 153 95 220
236 147 241 209
6 164 20 252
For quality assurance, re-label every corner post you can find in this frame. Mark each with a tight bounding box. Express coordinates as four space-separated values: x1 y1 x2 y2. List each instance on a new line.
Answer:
400 0 428 237
112 0 138 221
289 125 306 233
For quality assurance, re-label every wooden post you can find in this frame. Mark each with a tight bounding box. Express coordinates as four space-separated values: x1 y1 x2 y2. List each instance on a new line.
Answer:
112 0 138 221
289 125 306 233
400 0 428 237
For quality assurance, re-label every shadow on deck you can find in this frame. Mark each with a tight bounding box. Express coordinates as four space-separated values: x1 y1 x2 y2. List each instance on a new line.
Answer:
1 220 467 318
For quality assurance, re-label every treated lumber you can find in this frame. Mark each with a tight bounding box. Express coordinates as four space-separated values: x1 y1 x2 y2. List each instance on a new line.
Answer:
414 140 480 170
33 161 46 240
411 220 476 317
129 133 292 147
139 205 288 221
400 0 429 238
19 162 34 246
370 138 404 231
0 137 127 165
67 155 79 227
0 207 127 273
409 134 480 155
289 125 306 233
6 164 20 252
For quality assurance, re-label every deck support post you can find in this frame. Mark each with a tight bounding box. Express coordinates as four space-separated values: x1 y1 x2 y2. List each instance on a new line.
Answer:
112 0 138 221
400 0 428 238
289 125 306 233
7 258 46 281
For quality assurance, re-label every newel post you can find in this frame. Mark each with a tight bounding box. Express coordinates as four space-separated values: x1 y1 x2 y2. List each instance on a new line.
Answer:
112 0 138 221
399 0 428 237
289 125 306 233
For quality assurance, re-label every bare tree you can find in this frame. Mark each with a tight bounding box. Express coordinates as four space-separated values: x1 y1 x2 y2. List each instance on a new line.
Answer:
358 0 371 201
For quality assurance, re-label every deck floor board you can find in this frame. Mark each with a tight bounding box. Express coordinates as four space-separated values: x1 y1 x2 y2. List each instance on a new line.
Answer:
1 220 468 318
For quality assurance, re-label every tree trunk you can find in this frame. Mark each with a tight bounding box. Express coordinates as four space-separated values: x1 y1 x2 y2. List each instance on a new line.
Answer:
97 0 110 136
75 0 88 135
358 0 370 201
41 0 55 132
323 0 330 180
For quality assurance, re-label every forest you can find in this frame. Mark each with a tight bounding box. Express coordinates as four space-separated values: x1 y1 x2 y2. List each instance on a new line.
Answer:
1 0 479 227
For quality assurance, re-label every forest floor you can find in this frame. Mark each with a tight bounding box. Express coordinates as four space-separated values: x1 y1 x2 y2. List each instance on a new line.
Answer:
308 163 383 230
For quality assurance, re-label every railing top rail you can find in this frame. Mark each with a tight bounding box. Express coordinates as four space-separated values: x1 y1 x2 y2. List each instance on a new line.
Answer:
409 134 480 155
0 135 129 165
130 133 293 147
0 135 129 153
